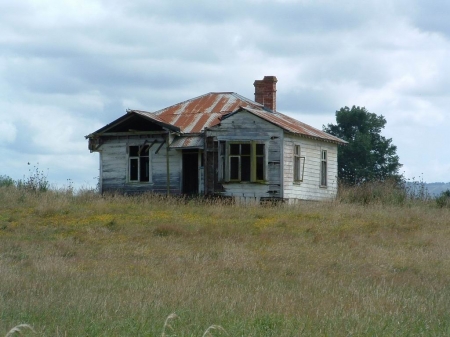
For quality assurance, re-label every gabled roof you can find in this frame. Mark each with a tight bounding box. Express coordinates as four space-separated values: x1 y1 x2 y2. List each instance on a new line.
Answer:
223 107 347 144
86 110 180 137
87 91 346 145
130 92 263 133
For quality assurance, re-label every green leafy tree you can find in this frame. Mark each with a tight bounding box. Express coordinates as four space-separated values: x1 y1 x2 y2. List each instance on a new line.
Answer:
323 106 402 184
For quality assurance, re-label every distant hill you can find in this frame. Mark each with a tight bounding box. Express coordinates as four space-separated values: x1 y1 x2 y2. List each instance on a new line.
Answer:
425 182 450 196
407 182 450 197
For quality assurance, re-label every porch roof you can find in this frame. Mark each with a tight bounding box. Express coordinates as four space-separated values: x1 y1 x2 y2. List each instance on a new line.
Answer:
170 135 204 149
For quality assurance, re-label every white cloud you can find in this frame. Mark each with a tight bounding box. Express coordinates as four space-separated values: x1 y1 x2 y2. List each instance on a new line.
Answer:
0 0 449 185
0 122 17 144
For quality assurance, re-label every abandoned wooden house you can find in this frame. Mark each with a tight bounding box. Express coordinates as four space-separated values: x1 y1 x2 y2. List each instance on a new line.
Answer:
86 76 346 202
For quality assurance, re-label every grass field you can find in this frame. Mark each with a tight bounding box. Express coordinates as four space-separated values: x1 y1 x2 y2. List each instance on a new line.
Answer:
1 186 450 336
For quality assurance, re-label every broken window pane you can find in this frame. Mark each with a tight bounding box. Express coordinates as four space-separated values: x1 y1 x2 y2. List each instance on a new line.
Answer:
129 146 139 156
140 157 149 182
129 144 150 182
256 156 264 180
227 142 265 182
230 157 239 180
130 158 139 181
256 144 264 156
140 145 150 156
230 144 240 155
241 143 251 155
241 156 251 181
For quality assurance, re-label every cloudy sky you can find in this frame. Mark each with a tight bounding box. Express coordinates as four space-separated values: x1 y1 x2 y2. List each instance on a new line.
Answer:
1 0 449 189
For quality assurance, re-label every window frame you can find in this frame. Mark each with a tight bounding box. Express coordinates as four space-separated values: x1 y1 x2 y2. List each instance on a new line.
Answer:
128 144 151 183
293 144 305 183
225 141 266 183
320 149 327 187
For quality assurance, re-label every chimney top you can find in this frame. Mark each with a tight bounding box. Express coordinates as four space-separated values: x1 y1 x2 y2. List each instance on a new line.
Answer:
254 76 278 111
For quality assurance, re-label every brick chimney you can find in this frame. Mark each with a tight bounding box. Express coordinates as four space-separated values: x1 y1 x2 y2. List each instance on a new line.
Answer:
254 76 278 111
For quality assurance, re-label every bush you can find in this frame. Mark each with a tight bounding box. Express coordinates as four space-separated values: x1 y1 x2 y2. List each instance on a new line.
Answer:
16 163 49 192
0 175 14 187
338 179 407 205
436 190 450 208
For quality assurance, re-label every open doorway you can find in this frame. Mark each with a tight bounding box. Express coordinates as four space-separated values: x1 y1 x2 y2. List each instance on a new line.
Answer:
182 151 199 195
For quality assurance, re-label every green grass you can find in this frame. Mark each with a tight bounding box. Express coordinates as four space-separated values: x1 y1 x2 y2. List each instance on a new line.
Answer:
1 186 450 336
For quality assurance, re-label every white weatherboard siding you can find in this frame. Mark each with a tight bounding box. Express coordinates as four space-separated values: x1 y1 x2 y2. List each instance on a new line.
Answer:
207 111 283 200
283 134 338 201
100 139 127 191
99 136 182 194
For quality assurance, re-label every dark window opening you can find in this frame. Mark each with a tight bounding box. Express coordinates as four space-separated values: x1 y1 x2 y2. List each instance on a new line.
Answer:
256 156 264 180
230 157 240 180
129 145 150 182
130 158 139 181
227 142 265 182
255 144 265 181
241 156 251 181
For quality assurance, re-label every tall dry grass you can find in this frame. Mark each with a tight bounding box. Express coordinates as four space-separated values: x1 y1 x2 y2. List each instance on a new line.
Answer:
1 185 450 336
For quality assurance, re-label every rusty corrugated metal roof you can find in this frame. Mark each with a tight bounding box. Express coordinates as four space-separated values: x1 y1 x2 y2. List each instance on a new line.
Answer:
170 136 204 149
92 92 345 144
132 92 263 133
224 107 347 144
131 110 180 132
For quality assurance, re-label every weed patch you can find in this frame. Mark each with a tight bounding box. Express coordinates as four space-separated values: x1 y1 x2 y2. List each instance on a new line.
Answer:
1 186 450 336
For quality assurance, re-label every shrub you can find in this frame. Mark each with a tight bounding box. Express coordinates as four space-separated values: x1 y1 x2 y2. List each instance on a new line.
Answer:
403 175 431 201
0 175 14 187
436 189 450 208
16 163 49 192
338 179 407 205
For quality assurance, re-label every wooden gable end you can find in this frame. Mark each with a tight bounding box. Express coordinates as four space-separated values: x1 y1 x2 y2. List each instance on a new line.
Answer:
204 109 284 199
103 114 165 133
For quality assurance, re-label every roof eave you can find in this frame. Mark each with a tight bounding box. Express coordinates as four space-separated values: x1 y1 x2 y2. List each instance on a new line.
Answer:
220 107 347 145
85 111 180 139
285 131 348 145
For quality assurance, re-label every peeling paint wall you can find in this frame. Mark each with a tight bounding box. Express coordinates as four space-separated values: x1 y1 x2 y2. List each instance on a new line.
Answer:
206 111 283 200
98 135 182 194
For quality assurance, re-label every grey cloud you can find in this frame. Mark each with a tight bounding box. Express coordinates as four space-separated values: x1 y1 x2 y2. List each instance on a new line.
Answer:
7 122 42 156
122 0 373 33
278 88 337 115
410 0 450 36
1 0 450 185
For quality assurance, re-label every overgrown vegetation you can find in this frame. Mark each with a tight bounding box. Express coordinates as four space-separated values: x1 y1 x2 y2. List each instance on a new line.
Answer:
336 177 435 206
1 180 450 336
0 175 15 187
2 163 50 193
436 189 450 208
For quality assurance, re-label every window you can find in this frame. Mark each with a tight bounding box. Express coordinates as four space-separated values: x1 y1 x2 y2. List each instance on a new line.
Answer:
227 142 265 182
293 145 304 182
129 145 150 182
255 144 265 181
230 143 251 181
320 150 327 186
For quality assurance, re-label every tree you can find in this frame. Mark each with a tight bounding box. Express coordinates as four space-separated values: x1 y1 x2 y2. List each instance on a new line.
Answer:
323 106 402 185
